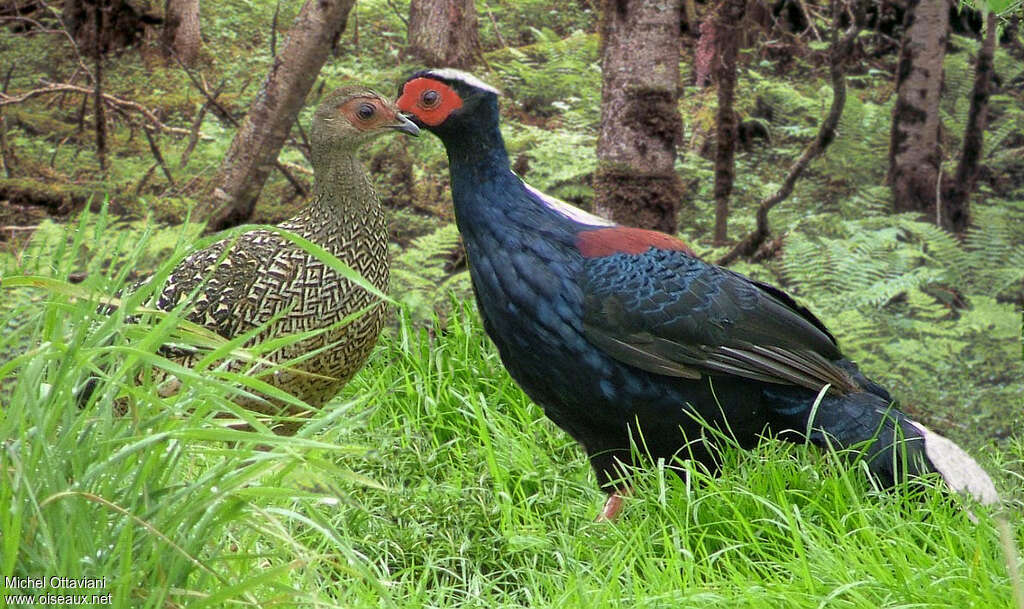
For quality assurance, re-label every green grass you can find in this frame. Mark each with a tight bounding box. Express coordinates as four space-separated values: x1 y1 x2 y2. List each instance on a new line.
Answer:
1 214 1022 608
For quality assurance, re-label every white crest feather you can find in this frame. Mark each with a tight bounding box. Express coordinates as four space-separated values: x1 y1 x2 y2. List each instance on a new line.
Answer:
424 69 502 95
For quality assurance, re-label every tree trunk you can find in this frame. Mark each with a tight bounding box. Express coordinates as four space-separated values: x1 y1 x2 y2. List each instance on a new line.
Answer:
93 0 107 172
62 0 155 53
887 0 949 215
683 0 698 33
407 0 479 68
200 0 356 232
941 9 996 234
161 0 201 66
693 15 716 87
594 0 683 233
712 0 746 245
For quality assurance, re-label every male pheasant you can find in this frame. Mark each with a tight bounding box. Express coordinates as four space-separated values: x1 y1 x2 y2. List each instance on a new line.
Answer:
145 86 418 428
396 69 997 518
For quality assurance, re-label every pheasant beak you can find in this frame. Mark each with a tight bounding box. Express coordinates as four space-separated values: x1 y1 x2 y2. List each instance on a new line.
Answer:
388 112 420 137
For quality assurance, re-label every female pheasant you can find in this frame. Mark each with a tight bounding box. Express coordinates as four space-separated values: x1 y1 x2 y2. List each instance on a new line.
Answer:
396 69 997 518
151 86 418 428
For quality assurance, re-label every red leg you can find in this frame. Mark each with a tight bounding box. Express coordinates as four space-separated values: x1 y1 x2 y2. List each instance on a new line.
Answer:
595 488 631 522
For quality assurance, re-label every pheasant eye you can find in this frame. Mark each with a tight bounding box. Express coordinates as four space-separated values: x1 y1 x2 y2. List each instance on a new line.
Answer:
356 103 376 120
420 90 440 108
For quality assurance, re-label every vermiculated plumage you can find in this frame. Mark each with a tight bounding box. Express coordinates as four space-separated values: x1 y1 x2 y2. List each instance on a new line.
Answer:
144 87 418 422
397 69 997 515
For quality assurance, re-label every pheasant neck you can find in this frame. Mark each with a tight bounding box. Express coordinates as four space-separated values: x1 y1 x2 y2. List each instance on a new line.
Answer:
283 151 383 252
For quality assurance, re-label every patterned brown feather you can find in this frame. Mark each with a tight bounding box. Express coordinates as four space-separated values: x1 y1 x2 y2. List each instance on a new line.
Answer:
147 87 417 426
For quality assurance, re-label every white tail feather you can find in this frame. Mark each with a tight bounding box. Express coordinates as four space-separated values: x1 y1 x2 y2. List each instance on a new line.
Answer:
910 422 1000 506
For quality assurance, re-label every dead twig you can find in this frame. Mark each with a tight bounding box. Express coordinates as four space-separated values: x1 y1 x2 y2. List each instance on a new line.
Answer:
270 0 280 57
169 55 308 196
292 117 313 163
279 160 313 177
133 163 157 196
92 0 106 172
483 1 507 49
48 133 72 167
0 63 15 178
142 125 175 188
180 78 226 168
171 55 238 128
382 0 408 26
717 0 861 266
792 0 822 42
0 82 203 138
0 11 93 83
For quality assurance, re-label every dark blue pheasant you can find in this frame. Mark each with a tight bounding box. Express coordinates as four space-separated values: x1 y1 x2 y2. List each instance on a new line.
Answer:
397 69 997 519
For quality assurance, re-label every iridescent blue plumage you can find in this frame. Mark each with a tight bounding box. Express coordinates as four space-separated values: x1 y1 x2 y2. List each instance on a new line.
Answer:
396 69 999 512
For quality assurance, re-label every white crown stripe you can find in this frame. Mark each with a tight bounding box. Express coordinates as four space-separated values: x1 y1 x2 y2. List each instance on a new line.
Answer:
424 68 502 95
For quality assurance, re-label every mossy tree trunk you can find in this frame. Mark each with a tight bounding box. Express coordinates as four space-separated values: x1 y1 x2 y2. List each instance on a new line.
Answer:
887 0 949 216
594 0 683 233
943 9 997 234
407 0 479 68
712 0 746 245
201 0 356 232
161 0 201 67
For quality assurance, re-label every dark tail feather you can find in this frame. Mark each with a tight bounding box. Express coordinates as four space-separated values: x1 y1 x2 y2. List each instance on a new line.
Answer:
769 389 999 506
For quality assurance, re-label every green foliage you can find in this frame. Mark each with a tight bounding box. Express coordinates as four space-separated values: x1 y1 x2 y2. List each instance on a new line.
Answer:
390 223 471 325
3 258 1022 605
490 30 601 123
1 208 385 605
477 0 597 49
747 75 822 134
774 204 1024 449
819 95 892 188
507 124 597 202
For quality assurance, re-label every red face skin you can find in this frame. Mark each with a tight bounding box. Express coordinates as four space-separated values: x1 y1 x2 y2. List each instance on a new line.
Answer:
397 78 464 126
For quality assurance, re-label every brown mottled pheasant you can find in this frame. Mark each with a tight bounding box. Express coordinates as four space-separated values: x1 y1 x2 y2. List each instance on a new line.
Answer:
152 86 418 426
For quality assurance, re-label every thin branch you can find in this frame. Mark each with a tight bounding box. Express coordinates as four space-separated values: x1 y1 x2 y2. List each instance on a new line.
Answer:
1 64 14 93
170 54 239 127
292 116 313 163
168 56 308 196
483 1 507 49
179 97 210 169
382 0 409 26
270 0 280 58
142 125 175 187
0 11 93 83
133 162 157 196
48 133 71 167
275 161 309 196
0 63 14 178
0 82 203 138
793 0 822 41
717 0 861 266
92 0 106 172
279 160 313 177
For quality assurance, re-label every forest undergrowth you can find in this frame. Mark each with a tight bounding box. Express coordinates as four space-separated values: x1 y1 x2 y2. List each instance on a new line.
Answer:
1 0 1023 606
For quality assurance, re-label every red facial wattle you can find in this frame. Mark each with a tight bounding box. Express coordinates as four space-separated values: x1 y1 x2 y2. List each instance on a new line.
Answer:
397 78 464 127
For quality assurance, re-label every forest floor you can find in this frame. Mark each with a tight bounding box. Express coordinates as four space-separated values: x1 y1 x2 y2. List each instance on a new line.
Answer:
1 0 1023 606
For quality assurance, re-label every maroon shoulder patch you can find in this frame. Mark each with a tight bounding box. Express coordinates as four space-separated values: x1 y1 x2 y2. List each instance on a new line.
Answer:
575 227 695 258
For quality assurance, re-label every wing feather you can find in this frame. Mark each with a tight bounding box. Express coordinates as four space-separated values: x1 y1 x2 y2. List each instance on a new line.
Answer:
580 248 858 394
